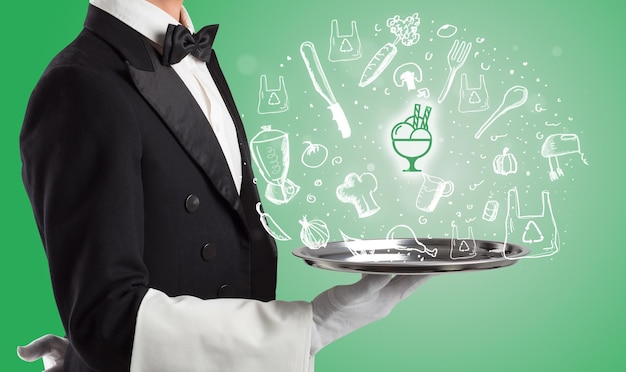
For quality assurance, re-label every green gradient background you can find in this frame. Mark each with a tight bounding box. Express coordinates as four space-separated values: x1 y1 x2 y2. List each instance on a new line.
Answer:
1 0 622 371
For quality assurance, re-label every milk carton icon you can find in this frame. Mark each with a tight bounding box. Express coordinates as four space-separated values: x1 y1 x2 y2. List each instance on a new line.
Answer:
503 188 559 259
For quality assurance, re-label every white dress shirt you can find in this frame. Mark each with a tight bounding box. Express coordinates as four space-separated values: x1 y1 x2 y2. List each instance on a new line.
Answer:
87 1 313 371
90 0 242 193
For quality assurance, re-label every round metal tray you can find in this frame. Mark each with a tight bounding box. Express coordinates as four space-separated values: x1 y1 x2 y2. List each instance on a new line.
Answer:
293 238 529 275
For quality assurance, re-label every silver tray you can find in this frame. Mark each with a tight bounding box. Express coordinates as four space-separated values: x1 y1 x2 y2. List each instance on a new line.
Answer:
293 238 529 275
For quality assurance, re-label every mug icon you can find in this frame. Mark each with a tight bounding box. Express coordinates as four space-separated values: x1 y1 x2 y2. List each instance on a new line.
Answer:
415 174 454 212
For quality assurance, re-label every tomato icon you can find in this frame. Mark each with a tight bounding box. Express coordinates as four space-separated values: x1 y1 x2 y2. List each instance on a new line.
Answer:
301 141 329 168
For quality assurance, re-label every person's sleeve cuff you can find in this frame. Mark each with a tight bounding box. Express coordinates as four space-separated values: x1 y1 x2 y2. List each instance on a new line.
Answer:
130 288 312 372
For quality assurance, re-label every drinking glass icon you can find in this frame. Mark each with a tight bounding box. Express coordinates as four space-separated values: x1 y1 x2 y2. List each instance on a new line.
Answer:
415 174 454 213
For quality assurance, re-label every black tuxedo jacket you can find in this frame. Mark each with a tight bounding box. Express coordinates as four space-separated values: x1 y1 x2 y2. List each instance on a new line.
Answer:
20 5 277 371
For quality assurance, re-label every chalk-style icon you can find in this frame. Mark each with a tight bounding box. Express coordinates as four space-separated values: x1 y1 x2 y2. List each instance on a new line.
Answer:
339 229 377 256
359 13 421 87
541 133 587 181
482 200 499 222
492 147 518 176
328 19 362 62
415 174 454 213
299 215 330 250
249 125 300 205
393 63 423 91
438 39 472 103
458 73 489 113
300 41 351 138
475 85 528 139
301 141 329 169
436 24 458 38
450 223 477 260
391 103 432 172
417 88 430 98
257 74 289 114
255 202 291 241
386 224 437 258
469 180 484 191
336 172 380 218
502 188 559 259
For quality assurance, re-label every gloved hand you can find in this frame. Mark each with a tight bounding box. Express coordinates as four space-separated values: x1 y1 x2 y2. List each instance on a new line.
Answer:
17 334 68 372
310 274 432 355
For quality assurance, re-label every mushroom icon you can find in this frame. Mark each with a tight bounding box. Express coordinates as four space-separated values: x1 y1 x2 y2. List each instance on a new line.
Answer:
393 62 423 91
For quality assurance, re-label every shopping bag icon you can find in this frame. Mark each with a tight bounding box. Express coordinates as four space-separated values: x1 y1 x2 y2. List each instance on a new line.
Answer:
458 73 489 113
450 224 477 260
258 74 289 114
503 188 559 259
328 19 362 62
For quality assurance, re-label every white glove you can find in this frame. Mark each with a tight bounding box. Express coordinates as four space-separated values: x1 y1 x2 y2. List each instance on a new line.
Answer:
310 274 432 355
17 334 68 372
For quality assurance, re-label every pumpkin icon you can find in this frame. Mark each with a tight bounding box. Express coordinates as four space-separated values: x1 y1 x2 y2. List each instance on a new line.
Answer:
492 147 518 176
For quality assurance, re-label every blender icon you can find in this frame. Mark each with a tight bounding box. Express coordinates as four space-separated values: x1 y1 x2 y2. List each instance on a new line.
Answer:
250 125 300 205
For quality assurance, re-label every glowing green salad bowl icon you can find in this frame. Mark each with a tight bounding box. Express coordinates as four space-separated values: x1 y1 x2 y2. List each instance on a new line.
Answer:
391 103 433 172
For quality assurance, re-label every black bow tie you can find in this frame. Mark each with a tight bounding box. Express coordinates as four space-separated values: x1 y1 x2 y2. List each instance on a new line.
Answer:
161 23 219 65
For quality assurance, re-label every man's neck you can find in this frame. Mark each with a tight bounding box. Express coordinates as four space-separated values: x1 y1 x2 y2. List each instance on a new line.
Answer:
146 0 183 20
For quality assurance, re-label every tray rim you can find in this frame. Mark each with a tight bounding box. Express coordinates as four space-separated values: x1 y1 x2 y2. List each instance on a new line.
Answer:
292 238 530 275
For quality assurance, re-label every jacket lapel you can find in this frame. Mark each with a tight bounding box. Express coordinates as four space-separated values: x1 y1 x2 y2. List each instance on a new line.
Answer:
84 5 243 217
126 48 242 214
208 54 259 226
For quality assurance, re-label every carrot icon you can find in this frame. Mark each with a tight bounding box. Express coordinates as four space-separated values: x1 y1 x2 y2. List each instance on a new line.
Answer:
359 13 421 88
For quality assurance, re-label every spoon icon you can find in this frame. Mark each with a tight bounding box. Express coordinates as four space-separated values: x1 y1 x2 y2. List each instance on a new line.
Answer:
474 85 528 139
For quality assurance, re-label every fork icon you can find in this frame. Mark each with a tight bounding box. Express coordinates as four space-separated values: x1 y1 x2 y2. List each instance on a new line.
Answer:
438 39 472 104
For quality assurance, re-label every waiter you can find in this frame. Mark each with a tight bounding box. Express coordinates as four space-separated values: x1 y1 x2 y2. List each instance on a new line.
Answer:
18 0 431 370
